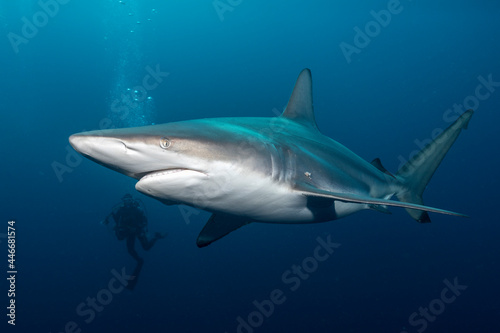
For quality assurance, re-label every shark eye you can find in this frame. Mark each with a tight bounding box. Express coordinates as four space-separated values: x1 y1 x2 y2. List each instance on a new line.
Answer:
159 137 171 149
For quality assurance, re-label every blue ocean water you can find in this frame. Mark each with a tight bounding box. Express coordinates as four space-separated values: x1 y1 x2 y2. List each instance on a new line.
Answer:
1 1 500 332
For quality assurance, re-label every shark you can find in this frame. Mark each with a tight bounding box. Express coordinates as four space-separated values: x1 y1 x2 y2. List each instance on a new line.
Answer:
69 69 473 247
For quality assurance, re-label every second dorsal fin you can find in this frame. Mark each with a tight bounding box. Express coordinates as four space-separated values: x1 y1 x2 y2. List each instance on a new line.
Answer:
371 158 395 178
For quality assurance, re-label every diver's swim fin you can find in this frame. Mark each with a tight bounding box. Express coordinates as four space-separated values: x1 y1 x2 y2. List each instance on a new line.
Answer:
126 259 144 291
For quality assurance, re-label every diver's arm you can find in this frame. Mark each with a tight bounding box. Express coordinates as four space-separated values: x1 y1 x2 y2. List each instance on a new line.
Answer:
103 205 121 225
103 214 112 225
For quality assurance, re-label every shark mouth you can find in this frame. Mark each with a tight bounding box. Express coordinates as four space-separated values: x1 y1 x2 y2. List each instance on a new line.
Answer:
139 168 207 181
135 168 209 203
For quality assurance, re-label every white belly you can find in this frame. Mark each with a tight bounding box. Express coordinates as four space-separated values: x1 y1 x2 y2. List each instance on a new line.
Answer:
136 164 368 224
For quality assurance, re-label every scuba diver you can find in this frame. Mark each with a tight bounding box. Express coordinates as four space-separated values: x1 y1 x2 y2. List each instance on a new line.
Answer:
103 194 166 290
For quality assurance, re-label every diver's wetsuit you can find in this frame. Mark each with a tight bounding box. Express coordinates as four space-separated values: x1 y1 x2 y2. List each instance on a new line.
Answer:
109 200 161 263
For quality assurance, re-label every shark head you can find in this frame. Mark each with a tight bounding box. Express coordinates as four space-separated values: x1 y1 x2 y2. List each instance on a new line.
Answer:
69 118 277 207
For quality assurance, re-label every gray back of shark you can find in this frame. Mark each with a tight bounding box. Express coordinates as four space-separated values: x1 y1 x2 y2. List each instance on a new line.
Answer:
69 69 473 247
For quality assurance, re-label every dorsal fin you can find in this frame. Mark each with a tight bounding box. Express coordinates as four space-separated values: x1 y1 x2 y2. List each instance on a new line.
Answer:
281 68 319 130
371 158 396 179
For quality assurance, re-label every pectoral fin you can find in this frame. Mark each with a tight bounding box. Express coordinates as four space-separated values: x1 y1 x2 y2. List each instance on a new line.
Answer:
197 213 252 248
294 181 467 218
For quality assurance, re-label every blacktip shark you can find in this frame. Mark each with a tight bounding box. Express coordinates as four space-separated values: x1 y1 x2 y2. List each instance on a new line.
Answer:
69 69 473 247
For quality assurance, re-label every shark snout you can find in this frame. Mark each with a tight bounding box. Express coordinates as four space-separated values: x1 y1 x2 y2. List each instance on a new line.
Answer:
69 133 104 156
69 132 127 158
69 134 86 154
69 133 89 155
69 130 168 179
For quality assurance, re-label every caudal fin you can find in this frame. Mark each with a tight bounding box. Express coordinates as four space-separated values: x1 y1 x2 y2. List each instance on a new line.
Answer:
396 110 474 222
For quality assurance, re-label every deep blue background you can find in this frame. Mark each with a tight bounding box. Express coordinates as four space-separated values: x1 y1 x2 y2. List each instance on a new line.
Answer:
1 1 499 332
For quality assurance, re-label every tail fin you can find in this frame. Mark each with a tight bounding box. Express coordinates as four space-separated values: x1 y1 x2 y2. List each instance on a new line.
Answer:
396 110 474 222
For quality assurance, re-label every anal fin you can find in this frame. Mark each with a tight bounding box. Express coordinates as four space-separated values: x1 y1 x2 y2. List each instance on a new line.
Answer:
197 213 252 248
369 204 392 214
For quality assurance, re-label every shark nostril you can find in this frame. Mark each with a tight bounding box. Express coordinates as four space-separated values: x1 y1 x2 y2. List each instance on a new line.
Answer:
120 140 129 153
